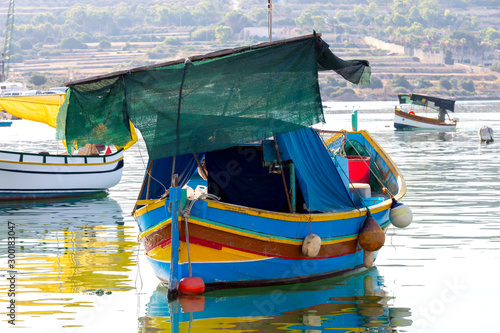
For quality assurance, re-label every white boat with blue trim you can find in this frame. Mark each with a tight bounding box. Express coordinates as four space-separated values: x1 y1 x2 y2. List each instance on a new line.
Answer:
0 148 124 200
0 94 134 200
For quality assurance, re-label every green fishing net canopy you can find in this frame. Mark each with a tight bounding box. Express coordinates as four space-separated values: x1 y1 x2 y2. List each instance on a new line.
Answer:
58 34 371 160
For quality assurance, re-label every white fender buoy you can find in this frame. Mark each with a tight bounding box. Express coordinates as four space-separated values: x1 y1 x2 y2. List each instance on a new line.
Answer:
390 198 413 228
302 314 322 327
302 233 321 257
363 250 374 268
479 126 494 143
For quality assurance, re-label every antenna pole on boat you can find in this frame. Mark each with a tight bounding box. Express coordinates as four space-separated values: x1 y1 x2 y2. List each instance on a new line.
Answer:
268 0 273 42
167 174 181 300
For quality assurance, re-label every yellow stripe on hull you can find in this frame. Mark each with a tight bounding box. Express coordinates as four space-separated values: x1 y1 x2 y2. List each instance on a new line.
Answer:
190 217 358 245
147 240 268 262
143 315 265 331
139 216 358 246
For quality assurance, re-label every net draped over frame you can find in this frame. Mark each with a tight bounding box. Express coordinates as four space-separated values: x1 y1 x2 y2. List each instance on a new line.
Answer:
58 35 370 160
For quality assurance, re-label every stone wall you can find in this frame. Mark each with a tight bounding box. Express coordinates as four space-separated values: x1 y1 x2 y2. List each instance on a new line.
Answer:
364 36 494 75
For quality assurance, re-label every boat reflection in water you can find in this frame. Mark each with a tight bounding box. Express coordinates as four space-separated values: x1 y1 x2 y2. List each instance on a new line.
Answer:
0 197 137 316
140 268 412 332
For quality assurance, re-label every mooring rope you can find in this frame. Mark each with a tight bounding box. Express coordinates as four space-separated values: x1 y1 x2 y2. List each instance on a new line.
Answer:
179 193 220 277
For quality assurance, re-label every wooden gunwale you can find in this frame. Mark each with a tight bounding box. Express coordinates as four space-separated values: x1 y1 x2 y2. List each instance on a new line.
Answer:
395 109 456 126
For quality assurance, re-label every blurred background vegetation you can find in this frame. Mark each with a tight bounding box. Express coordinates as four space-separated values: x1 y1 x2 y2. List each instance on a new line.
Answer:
2 0 500 100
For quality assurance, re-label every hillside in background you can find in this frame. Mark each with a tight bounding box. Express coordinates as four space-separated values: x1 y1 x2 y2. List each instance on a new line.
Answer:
1 0 500 101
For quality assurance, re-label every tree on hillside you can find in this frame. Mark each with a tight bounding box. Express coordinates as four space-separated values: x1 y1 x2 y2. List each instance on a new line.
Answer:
439 78 452 91
98 39 111 49
192 1 229 26
391 13 407 27
215 26 232 42
114 3 134 28
458 14 479 31
324 75 347 88
224 11 251 34
154 4 195 27
389 75 411 90
31 13 59 26
359 76 383 89
191 27 216 41
407 7 422 26
461 79 475 93
391 0 411 15
415 78 433 89
18 38 34 50
74 32 94 43
447 31 480 63
60 37 87 49
29 72 47 87
483 27 500 41
250 7 267 23
421 7 440 28
66 5 114 33
353 5 367 24
442 10 458 28
444 50 454 65
295 6 327 31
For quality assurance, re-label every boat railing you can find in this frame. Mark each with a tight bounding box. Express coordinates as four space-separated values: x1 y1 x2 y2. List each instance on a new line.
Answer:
0 149 123 165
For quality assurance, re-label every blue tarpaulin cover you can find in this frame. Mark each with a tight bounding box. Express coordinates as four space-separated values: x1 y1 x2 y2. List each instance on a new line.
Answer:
277 127 355 212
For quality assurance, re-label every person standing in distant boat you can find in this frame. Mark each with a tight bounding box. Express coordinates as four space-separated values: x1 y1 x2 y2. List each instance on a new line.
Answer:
438 107 447 122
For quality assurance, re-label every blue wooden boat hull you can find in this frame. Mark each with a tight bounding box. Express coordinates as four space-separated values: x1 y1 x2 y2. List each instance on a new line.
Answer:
135 130 406 290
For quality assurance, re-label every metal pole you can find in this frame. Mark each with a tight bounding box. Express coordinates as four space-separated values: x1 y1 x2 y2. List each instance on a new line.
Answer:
268 0 273 42
167 174 181 300
290 163 296 213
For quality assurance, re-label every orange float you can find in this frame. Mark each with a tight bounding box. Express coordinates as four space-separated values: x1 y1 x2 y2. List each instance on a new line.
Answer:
179 276 205 295
358 214 385 252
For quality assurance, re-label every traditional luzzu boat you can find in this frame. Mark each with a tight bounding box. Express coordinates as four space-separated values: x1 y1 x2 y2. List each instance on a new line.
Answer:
57 33 412 297
394 93 458 130
0 94 135 200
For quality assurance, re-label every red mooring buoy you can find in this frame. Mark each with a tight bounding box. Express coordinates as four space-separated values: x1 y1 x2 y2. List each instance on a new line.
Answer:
179 277 205 295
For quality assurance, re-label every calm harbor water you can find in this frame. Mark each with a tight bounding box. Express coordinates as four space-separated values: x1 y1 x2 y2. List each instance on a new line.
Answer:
1 100 500 332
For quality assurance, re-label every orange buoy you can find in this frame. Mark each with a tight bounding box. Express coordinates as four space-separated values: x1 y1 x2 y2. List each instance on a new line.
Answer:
179 277 205 295
409 110 415 115
358 213 385 252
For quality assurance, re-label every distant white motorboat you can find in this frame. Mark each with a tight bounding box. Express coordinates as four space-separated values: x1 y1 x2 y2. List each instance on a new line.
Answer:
394 94 458 130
